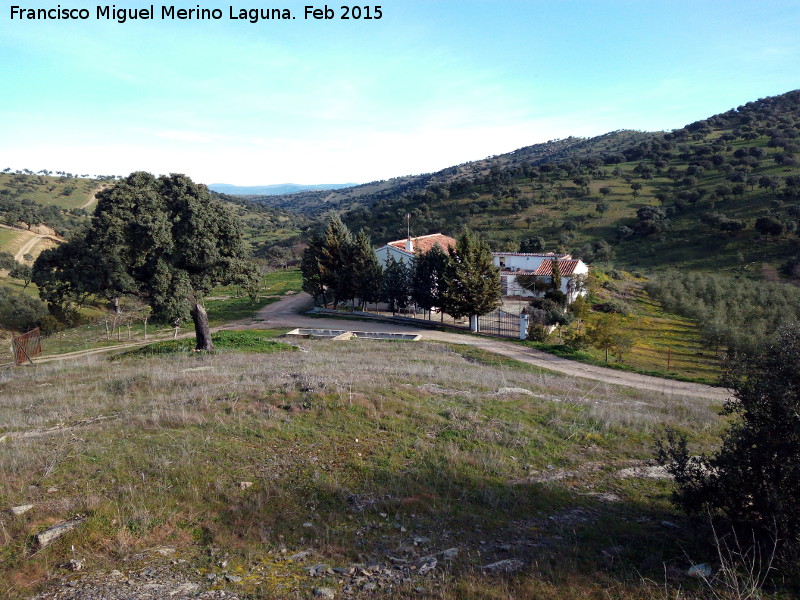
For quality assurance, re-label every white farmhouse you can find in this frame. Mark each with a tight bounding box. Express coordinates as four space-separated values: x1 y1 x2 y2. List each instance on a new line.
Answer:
375 233 456 267
492 252 589 302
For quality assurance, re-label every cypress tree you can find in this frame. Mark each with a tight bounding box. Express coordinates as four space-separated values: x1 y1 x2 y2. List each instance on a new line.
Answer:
381 255 411 314
352 229 383 310
412 244 448 319
317 215 355 308
440 231 501 320
550 257 562 293
300 233 326 306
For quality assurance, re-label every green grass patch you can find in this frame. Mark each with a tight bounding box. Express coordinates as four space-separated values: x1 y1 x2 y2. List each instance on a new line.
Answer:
448 342 549 373
205 295 280 325
205 269 303 325
116 329 294 358
0 227 30 258
263 268 303 294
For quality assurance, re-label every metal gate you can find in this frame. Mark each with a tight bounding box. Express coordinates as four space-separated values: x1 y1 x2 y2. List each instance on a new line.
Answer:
12 327 42 365
478 310 521 338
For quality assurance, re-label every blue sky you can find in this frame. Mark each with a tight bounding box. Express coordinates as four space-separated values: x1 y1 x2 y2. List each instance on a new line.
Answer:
1 1 799 185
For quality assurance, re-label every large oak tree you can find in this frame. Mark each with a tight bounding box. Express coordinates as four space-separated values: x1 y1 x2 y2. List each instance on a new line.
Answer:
33 172 257 351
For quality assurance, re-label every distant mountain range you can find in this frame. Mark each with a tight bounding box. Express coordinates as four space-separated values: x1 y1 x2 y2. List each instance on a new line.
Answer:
208 182 357 196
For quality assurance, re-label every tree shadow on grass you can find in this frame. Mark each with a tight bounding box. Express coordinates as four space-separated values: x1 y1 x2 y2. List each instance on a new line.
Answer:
210 457 712 599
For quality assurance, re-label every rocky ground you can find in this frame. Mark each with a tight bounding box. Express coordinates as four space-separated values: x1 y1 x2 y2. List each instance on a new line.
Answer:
27 460 684 600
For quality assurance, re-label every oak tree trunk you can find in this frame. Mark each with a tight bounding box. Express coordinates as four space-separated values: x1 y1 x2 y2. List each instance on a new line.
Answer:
190 302 214 351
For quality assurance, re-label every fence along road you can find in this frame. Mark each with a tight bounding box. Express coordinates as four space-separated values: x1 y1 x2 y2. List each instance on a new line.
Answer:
225 292 729 402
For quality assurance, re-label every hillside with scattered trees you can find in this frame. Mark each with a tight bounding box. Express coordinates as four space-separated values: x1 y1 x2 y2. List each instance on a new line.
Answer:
0 170 108 238
0 171 307 267
328 90 800 277
247 131 660 215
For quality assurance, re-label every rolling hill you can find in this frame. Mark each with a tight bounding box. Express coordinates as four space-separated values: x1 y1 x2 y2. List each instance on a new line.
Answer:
328 90 800 277
0 172 307 268
249 131 661 215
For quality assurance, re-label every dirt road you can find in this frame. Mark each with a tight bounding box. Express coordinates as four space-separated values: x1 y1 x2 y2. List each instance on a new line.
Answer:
226 292 730 401
13 231 48 262
0 223 61 263
78 184 109 210
23 292 728 401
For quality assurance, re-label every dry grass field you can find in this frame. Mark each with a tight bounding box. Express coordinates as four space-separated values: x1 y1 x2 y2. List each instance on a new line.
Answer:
0 333 737 599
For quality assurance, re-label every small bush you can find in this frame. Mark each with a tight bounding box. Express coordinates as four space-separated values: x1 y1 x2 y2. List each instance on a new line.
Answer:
0 285 48 330
37 314 63 335
592 299 630 316
563 330 590 351
544 289 567 307
526 323 550 342
658 325 800 564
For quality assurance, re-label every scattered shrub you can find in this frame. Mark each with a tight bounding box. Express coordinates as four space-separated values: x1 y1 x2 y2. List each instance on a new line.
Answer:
526 322 550 342
591 299 630 316
0 285 48 330
658 326 800 564
37 314 63 335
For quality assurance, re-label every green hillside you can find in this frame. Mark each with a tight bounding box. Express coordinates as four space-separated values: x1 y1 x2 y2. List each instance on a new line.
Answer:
248 131 660 215
0 172 306 267
0 174 306 337
212 192 308 263
0 170 104 210
0 171 105 240
339 90 800 277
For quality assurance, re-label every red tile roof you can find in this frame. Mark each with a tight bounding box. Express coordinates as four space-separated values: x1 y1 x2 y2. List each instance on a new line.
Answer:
386 233 456 255
492 252 572 259
530 259 580 277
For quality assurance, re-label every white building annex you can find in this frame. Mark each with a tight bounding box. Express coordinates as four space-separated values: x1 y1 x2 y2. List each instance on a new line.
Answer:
492 252 589 302
374 233 456 267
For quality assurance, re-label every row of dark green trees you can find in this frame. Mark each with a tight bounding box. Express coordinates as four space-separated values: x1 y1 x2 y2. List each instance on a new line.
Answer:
301 217 502 320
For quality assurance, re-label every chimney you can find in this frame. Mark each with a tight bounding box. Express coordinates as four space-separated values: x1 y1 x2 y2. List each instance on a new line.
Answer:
405 237 414 252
